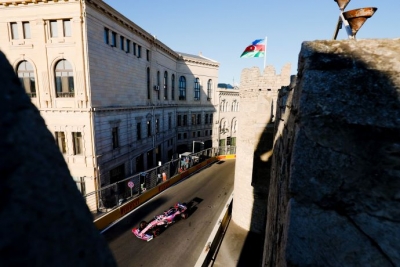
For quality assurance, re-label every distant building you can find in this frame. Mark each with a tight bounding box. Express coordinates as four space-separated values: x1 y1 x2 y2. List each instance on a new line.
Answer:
217 83 235 89
214 83 240 151
0 0 219 207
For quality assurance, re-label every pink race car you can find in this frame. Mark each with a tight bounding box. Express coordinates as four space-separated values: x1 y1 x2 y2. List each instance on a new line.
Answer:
132 202 188 241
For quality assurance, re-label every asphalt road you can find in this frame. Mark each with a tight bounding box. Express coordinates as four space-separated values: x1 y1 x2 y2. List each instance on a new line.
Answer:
102 159 235 267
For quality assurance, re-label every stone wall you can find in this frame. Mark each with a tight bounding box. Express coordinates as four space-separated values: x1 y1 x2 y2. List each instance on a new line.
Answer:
264 39 400 266
233 64 291 233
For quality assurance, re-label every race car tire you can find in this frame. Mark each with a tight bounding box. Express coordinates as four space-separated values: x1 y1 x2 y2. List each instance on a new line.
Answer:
139 221 148 230
181 212 188 219
153 228 161 237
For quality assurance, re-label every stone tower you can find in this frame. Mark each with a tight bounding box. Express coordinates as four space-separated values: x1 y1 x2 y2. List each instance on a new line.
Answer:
233 64 291 233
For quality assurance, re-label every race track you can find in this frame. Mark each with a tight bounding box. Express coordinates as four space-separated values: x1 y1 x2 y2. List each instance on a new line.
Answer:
102 159 235 267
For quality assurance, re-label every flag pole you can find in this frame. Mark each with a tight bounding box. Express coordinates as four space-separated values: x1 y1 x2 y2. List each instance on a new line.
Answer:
263 36 267 70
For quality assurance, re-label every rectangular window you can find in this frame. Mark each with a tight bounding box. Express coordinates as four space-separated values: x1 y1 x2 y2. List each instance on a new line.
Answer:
183 133 187 139
205 130 208 136
210 114 213 124
104 28 109 44
197 131 201 137
146 49 150 61
63 20 71 37
191 114 196 125
231 137 236 146
50 20 58 37
183 115 187 126
55 131 66 154
197 114 201 125
11 22 19 40
147 120 151 137
110 164 125 184
168 115 172 129
133 42 137 56
210 130 212 136
178 133 181 140
177 115 182 126
205 114 208 124
137 122 141 140
68 77 74 92
120 36 124 50
23 22 31 39
138 45 142 58
112 127 119 149
111 31 117 47
155 119 159 134
192 132 196 138
72 132 82 155
126 39 130 53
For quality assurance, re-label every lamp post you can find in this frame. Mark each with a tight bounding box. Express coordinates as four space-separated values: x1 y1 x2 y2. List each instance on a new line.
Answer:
192 141 204 153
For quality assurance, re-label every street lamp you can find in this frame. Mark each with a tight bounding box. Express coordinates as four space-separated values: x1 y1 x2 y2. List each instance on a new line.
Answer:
192 141 204 153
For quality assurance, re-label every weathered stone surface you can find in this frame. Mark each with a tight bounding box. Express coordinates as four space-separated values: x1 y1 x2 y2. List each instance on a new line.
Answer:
0 52 116 266
234 65 291 233
265 39 400 266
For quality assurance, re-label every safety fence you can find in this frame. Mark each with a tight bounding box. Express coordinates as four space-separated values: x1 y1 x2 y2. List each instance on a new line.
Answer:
86 146 236 221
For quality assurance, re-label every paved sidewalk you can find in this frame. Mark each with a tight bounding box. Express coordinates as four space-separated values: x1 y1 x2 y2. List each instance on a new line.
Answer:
213 221 264 267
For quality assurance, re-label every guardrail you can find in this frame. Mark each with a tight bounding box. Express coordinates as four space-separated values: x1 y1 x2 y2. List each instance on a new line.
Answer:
86 148 218 218
195 192 233 267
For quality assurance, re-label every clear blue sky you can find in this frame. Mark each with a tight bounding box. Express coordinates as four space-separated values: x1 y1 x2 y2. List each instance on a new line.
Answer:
103 0 399 85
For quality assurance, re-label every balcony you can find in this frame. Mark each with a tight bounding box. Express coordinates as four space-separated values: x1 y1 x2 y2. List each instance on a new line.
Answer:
56 92 75 98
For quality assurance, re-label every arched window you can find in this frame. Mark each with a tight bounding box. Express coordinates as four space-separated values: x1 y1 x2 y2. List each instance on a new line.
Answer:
171 74 175 100
55 59 74 98
194 77 200 100
17 60 36 98
147 67 151 99
207 79 212 100
179 76 186 100
164 71 168 100
232 118 237 133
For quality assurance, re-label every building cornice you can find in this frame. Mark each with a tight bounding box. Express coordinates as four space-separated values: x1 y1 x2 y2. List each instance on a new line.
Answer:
178 55 219 68
0 0 218 67
85 0 179 60
0 0 78 7
217 90 240 96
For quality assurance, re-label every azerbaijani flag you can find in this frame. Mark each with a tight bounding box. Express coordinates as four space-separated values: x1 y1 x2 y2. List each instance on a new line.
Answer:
240 39 266 58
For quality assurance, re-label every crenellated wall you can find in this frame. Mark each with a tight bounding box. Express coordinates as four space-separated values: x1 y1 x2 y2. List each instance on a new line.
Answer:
264 39 400 266
233 64 291 233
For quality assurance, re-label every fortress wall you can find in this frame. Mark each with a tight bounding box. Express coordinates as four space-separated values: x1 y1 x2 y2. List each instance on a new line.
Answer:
265 39 400 266
233 64 291 233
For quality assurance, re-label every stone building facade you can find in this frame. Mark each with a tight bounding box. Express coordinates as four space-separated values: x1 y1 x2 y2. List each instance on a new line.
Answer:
233 64 291 233
213 83 240 152
0 0 218 198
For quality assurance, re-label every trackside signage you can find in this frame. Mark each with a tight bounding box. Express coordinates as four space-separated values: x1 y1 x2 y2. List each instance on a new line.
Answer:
120 198 140 216
158 180 170 193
